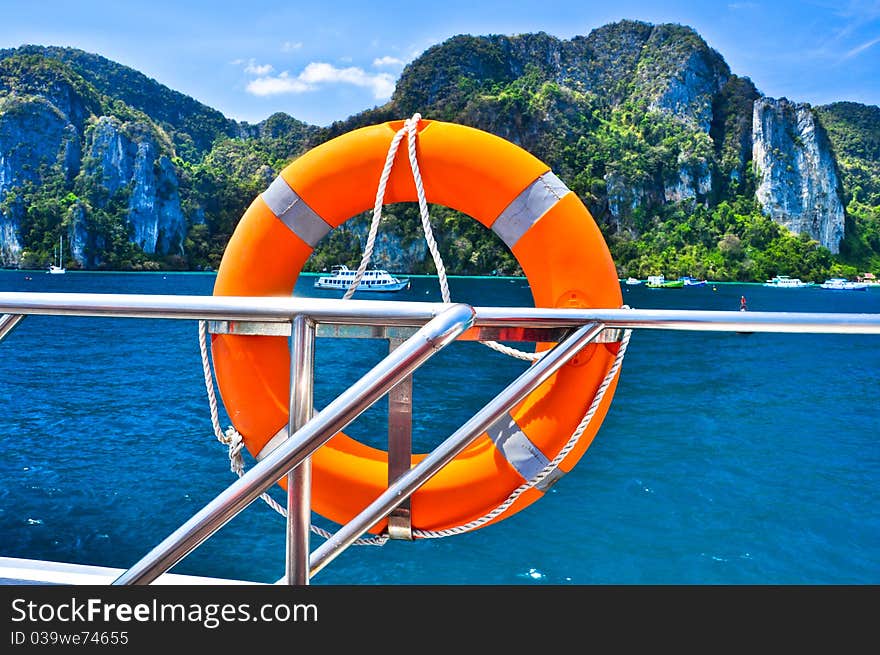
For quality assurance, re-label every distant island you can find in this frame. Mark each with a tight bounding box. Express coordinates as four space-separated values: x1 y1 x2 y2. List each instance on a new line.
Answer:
0 20 878 282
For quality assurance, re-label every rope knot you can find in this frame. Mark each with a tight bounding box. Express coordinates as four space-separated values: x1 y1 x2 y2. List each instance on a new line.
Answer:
222 425 242 448
221 426 245 475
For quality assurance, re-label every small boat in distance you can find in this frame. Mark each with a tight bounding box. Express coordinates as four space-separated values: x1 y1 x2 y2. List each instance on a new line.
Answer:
314 264 410 292
625 277 642 285
47 235 66 274
678 276 707 287
820 278 869 291
763 275 808 288
646 275 683 288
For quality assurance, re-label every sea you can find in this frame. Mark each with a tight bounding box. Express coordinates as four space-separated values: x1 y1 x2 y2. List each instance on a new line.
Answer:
1 270 878 585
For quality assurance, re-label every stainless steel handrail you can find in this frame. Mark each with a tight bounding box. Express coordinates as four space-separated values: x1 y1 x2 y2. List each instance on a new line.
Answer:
473 306 880 333
0 292 447 323
2 292 880 333
111 303 476 585
0 313 25 342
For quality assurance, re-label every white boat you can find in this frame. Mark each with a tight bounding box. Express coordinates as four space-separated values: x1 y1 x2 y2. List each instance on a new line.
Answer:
625 277 642 285
763 275 808 288
678 276 707 287
314 264 410 292
820 277 869 291
646 275 683 288
47 235 66 274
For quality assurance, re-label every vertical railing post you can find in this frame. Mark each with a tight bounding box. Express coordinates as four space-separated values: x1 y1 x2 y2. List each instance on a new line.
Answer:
386 336 413 540
286 315 315 585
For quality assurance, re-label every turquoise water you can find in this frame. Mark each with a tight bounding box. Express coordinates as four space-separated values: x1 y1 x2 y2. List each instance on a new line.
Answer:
1 270 878 584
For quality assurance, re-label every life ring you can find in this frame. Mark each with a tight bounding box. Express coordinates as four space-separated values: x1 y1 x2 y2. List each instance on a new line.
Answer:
211 118 623 534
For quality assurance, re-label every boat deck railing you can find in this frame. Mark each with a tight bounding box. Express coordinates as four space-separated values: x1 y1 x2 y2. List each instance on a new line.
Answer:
2 291 880 585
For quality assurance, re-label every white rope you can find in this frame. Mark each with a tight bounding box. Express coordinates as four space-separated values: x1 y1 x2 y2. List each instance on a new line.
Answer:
343 113 451 304
341 122 408 300
198 320 388 546
199 321 284 512
412 324 633 539
403 114 452 304
344 113 540 361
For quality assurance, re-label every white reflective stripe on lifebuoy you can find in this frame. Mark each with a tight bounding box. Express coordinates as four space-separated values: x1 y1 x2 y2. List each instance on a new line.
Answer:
261 176 332 247
254 424 289 461
491 171 570 250
486 413 553 485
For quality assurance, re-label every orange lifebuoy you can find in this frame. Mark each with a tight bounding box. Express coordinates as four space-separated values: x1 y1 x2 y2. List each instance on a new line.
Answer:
212 118 623 534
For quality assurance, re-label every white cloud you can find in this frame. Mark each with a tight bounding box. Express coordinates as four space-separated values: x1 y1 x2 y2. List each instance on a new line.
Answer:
373 55 405 67
282 41 303 52
246 61 395 99
243 59 274 76
246 71 312 95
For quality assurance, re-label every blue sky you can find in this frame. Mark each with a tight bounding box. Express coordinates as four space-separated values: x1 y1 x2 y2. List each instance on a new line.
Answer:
2 0 878 126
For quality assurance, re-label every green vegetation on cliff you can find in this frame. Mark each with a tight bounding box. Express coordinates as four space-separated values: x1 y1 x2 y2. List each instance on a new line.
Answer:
815 102 880 272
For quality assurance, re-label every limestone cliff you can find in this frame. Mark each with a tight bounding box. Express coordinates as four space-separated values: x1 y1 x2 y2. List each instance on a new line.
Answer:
83 117 185 262
631 23 730 133
0 53 192 268
0 94 80 265
752 97 845 253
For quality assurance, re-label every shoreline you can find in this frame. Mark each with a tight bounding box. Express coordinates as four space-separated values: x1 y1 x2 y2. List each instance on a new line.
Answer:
3 269 879 287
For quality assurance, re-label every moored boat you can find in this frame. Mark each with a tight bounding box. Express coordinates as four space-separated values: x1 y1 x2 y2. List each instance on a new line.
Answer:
820 277 868 291
763 275 809 288
314 264 410 292
678 276 707 287
646 275 683 288
47 235 66 275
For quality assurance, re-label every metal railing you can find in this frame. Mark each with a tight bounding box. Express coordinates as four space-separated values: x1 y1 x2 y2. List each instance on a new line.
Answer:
2 291 880 585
